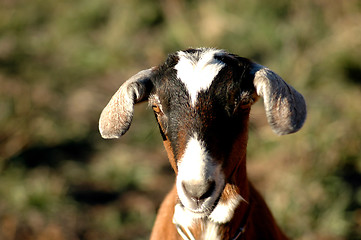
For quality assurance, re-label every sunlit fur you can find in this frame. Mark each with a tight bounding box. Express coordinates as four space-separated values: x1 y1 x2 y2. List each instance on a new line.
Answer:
176 136 225 216
99 48 306 240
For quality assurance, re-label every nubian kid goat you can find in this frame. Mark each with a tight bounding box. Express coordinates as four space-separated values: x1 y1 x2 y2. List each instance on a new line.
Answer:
99 48 307 240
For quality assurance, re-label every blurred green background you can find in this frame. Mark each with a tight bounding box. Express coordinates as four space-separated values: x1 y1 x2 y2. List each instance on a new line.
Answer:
0 0 360 239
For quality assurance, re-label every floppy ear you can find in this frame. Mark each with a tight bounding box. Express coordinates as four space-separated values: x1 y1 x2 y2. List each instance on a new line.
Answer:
252 64 307 135
99 68 155 139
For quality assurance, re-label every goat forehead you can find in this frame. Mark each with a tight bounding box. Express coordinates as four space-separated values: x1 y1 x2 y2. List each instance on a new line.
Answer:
174 48 226 106
152 49 253 160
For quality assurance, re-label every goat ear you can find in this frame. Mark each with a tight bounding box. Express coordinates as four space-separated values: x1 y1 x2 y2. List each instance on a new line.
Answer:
252 64 307 135
99 68 155 139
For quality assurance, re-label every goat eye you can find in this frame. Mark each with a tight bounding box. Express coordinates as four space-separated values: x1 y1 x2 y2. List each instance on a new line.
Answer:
239 101 252 109
152 104 162 114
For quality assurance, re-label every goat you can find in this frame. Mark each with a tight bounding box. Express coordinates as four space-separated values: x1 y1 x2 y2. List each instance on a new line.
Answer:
99 48 306 240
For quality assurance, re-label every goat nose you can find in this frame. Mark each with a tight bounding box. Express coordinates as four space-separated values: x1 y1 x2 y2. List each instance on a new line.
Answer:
182 180 216 202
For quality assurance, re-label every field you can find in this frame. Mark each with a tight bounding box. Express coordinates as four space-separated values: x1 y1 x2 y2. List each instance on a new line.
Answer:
0 0 360 239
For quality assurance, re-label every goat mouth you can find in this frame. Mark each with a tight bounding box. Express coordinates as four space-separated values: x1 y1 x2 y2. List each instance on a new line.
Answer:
180 202 213 217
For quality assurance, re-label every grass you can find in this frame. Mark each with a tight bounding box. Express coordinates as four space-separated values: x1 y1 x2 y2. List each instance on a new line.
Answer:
0 0 361 239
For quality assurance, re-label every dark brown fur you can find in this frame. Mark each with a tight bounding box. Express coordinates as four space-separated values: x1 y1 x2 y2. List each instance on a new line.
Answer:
150 110 288 239
99 48 306 240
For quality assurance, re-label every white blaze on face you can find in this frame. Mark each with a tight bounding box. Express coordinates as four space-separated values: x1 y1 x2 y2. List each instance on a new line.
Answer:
178 137 210 184
175 49 226 106
176 135 225 212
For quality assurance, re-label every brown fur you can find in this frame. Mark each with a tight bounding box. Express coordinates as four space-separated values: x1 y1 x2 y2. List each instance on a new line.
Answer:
150 178 288 240
99 49 306 239
150 111 288 240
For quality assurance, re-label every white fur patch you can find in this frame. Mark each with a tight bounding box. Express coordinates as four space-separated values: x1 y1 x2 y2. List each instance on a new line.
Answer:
203 222 221 240
173 203 200 228
176 135 225 213
178 136 210 183
175 49 225 106
209 194 244 224
173 204 221 240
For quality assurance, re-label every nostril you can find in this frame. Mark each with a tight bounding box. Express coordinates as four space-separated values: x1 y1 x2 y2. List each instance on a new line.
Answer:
182 180 216 201
200 180 216 199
